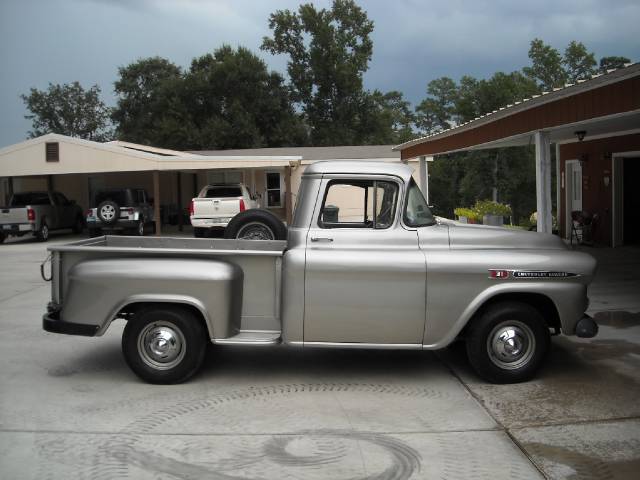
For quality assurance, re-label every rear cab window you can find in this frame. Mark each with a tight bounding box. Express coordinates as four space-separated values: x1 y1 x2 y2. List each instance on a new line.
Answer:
202 187 242 198
318 179 398 229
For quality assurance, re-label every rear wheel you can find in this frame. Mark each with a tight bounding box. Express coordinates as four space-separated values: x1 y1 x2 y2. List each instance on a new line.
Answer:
130 220 144 236
0 232 5 244
465 301 550 384
36 221 49 242
72 216 84 234
122 305 208 384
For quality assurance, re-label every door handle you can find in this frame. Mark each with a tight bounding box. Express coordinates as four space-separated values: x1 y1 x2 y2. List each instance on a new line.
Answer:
310 237 333 242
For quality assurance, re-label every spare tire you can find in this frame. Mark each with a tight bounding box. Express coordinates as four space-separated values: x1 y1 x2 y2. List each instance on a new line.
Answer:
97 200 120 225
224 209 287 241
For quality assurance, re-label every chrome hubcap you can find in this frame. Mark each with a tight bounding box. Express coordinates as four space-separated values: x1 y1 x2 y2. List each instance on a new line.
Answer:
236 222 275 240
137 321 186 370
100 205 116 221
487 321 535 370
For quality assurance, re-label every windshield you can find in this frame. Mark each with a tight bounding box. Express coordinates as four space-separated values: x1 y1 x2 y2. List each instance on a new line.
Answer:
404 178 436 227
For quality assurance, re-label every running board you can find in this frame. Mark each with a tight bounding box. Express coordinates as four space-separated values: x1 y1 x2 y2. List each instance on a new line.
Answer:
213 330 281 346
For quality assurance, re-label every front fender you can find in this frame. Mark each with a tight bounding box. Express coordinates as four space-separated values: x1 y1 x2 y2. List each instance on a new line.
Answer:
423 282 588 349
60 257 243 338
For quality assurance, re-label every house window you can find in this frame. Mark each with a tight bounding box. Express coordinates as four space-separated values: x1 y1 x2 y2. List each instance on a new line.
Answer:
265 171 282 208
45 142 59 162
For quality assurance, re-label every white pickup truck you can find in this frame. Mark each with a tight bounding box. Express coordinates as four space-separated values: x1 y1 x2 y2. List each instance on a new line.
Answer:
189 183 257 238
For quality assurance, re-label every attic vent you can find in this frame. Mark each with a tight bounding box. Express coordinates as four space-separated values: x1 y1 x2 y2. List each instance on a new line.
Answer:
45 142 59 162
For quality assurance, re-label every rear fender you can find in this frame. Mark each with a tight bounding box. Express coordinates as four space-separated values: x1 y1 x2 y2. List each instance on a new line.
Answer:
60 257 243 338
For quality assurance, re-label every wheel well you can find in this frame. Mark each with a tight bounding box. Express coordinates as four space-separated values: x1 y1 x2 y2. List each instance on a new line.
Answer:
118 302 210 336
467 293 561 334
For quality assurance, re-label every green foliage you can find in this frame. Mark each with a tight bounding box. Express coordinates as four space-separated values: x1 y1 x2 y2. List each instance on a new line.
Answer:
261 0 411 145
523 38 567 90
453 207 481 222
112 57 182 145
563 41 597 83
113 47 307 150
454 200 511 223
474 200 512 217
415 77 457 134
599 56 631 73
21 82 112 141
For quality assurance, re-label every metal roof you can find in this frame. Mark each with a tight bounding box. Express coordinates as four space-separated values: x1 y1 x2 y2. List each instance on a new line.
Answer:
192 144 399 162
394 62 640 152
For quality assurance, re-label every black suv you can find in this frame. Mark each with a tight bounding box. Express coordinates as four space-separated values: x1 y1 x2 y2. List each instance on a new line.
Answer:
86 188 154 236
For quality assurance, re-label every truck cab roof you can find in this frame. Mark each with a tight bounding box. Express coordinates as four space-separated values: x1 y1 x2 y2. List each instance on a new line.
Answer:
303 161 414 182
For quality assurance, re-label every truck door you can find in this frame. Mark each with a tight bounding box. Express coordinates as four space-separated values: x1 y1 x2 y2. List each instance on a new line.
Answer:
304 176 427 345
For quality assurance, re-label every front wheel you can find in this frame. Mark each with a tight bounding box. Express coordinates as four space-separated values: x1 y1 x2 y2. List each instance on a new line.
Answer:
465 301 550 384
122 305 208 384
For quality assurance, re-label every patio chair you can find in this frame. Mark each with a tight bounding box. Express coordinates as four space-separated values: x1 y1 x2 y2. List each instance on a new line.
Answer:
571 210 596 246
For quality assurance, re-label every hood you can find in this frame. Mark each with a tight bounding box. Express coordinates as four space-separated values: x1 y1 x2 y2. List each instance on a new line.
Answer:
445 221 567 250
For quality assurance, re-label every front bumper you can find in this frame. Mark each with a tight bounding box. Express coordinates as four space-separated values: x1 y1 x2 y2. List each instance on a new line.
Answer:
42 305 99 337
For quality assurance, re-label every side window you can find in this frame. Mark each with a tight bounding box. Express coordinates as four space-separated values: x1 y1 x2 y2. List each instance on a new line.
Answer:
53 192 69 205
319 179 398 229
265 172 282 208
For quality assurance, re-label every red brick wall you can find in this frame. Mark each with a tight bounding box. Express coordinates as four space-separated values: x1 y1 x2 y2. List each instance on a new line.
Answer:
559 133 640 245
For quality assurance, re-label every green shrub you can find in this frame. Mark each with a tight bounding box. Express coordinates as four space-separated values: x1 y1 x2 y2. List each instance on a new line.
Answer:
454 207 482 223
474 200 512 217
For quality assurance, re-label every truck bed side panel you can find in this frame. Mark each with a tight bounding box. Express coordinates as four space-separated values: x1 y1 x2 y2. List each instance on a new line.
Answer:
61 257 243 338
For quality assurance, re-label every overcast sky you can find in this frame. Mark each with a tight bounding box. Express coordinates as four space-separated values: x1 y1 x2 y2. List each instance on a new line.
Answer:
1 0 638 147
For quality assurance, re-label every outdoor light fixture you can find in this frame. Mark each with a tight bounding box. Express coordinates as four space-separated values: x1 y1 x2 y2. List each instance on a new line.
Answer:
574 130 587 141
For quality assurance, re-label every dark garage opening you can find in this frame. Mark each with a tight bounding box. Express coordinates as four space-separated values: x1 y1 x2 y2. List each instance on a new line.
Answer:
623 157 640 244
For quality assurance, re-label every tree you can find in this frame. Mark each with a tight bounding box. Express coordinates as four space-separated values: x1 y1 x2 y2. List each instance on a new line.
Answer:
121 46 308 150
364 90 415 144
599 55 631 72
415 77 457 135
262 0 376 145
563 41 597 83
523 38 566 91
21 82 112 141
112 57 182 145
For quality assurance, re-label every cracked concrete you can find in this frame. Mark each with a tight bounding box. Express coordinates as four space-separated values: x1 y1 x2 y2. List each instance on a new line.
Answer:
0 234 638 479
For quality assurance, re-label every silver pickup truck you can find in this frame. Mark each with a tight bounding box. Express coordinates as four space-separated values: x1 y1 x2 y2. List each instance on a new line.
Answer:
42 161 597 384
1 191 84 243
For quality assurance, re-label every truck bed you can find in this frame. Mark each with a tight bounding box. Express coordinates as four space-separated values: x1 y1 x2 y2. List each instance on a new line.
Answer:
48 236 287 333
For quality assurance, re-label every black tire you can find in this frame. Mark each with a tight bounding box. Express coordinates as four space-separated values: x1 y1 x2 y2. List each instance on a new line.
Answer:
97 200 120 225
224 209 287 240
130 220 144 236
465 301 550 384
72 215 84 234
0 232 5 244
122 305 208 384
36 220 49 242
193 227 206 238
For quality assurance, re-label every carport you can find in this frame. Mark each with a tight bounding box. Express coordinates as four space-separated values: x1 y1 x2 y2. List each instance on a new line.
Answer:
0 134 300 235
395 63 640 245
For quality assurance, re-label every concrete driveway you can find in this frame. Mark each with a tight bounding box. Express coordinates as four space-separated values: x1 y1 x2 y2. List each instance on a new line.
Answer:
0 233 639 479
